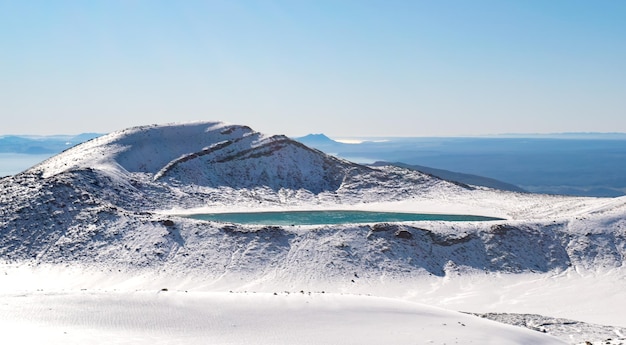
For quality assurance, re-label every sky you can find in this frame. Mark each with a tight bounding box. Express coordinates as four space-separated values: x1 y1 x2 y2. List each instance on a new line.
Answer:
1 0 625 137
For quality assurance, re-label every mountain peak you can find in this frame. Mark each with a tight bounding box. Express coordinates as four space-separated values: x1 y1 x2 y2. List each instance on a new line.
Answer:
32 121 254 177
295 133 338 145
26 121 373 193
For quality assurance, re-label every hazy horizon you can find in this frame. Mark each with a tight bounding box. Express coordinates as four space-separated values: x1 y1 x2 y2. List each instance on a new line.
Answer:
3 127 626 139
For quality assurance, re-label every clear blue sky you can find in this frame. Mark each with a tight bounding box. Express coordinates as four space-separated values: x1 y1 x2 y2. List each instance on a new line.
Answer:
1 0 625 137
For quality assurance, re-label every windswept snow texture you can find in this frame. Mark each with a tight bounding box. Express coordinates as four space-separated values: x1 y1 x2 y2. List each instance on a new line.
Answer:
1 121 626 344
0 291 566 345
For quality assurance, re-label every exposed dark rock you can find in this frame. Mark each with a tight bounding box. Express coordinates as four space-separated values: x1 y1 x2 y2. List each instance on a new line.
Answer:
427 232 476 246
394 229 413 239
371 223 401 232
160 219 175 227
490 224 518 235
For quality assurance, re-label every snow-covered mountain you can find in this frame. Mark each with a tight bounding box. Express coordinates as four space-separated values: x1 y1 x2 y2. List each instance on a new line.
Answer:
1 121 625 272
1 121 626 344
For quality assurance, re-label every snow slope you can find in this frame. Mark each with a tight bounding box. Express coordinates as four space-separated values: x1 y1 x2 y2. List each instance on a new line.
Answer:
32 121 368 193
0 290 567 345
1 121 625 344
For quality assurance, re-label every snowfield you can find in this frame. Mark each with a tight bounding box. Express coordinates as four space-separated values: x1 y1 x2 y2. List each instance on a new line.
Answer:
0 289 569 345
1 121 625 344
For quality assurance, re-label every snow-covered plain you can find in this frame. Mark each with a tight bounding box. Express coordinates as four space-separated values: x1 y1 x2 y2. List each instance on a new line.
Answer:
1 121 625 344
1 264 624 344
0 287 570 345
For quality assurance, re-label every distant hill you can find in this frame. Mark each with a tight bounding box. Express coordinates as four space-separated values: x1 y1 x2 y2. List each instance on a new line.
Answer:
296 133 338 146
0 133 102 154
372 161 527 193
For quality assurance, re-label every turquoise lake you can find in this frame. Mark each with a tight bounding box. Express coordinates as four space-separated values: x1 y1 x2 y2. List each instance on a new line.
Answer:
186 210 503 226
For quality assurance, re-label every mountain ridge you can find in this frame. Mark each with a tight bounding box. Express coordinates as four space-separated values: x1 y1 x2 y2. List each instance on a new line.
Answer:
372 161 527 193
1 121 625 286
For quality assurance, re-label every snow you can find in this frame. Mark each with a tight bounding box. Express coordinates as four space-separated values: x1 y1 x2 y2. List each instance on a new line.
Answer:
2 121 626 344
33 121 251 178
2 264 623 344
470 313 626 345
0 284 566 344
399 268 626 327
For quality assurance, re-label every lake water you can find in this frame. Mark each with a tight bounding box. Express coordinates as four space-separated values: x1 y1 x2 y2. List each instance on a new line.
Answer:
186 210 503 225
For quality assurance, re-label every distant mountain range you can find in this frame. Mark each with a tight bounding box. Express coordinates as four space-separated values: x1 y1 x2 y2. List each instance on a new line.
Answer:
0 133 102 154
